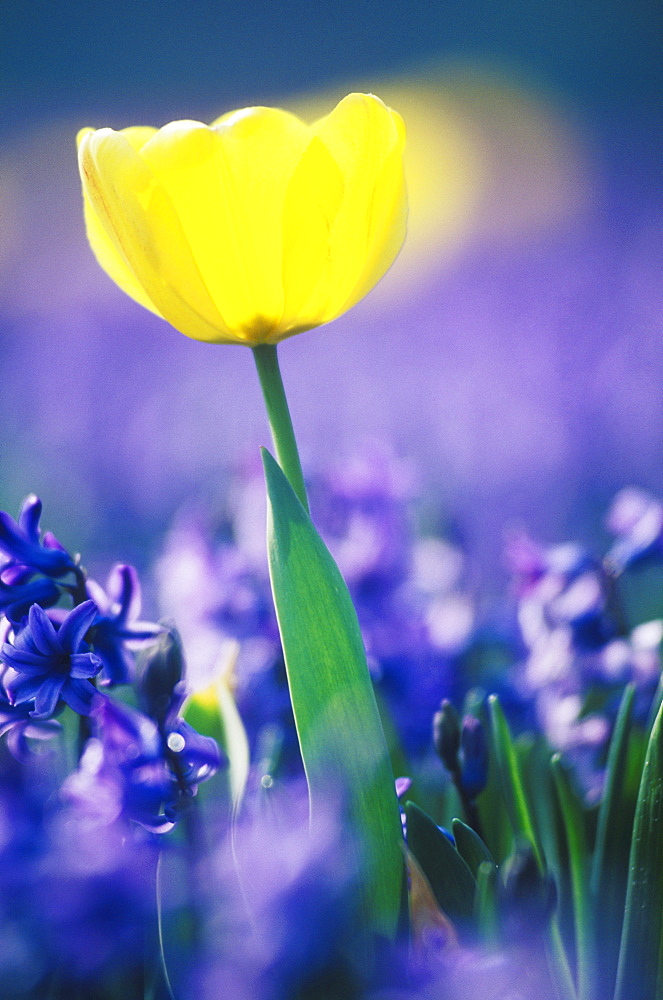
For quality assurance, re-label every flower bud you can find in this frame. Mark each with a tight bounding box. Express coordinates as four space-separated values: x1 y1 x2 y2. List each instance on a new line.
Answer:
432 699 461 772
499 842 557 940
459 714 488 799
137 626 185 725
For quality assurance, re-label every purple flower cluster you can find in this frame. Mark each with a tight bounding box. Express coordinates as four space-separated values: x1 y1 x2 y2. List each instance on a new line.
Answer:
507 486 663 797
0 495 226 992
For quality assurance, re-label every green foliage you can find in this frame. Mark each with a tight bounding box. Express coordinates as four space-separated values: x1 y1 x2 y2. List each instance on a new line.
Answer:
262 448 404 939
402 682 663 1000
590 684 637 998
487 694 542 867
451 817 495 878
614 700 663 1000
405 802 476 929
552 755 594 1000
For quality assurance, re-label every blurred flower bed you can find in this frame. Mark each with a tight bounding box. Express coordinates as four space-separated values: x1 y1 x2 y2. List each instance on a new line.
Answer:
0 447 660 997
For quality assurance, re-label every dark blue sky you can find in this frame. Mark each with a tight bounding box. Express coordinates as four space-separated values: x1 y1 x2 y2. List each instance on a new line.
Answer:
2 0 661 135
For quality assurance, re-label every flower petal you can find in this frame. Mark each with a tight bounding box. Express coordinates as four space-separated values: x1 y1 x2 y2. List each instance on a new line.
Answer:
78 126 163 317
143 110 312 341
313 93 407 321
17 495 42 544
61 678 98 716
278 135 345 337
7 674 46 705
108 563 141 624
69 652 103 679
58 600 98 654
79 125 234 343
27 603 61 656
1 646 49 674
30 676 65 719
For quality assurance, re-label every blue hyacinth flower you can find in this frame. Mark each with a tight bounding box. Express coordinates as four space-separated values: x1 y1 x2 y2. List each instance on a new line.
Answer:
85 564 162 686
3 601 102 719
0 495 75 578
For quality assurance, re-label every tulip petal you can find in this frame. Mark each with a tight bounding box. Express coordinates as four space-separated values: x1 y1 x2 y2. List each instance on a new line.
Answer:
313 93 407 320
278 135 345 337
142 110 312 342
78 127 162 316
79 126 235 343
334 135 407 315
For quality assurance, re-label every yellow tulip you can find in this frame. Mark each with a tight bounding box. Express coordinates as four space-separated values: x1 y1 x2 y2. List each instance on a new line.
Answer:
77 93 407 346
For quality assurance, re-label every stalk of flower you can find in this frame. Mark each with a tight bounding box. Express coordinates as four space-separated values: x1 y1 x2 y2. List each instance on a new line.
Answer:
77 92 409 940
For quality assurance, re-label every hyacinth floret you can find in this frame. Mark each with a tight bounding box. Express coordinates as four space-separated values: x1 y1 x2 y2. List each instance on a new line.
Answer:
83 694 222 832
0 683 61 759
0 494 75 578
0 495 78 624
86 563 162 686
2 601 102 719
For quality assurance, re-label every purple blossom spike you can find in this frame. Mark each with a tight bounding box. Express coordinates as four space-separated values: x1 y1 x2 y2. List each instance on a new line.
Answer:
86 564 162 686
2 602 102 719
0 495 75 578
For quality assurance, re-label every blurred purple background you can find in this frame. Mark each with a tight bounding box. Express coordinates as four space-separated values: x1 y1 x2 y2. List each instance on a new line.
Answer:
0 1 661 591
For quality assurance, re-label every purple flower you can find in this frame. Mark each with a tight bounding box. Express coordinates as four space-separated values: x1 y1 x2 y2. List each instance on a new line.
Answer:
0 686 61 760
0 575 61 624
73 696 223 833
605 487 663 573
2 602 102 719
86 564 161 686
164 717 221 797
0 495 74 578
73 700 174 832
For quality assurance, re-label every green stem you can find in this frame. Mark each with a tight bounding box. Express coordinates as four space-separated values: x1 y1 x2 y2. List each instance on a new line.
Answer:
252 344 309 515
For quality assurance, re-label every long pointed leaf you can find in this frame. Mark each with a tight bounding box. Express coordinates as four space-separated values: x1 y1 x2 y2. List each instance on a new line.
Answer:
488 695 542 867
590 684 636 997
262 448 404 938
552 755 594 1000
614 700 663 1000
451 818 495 878
489 696 576 1000
405 802 476 929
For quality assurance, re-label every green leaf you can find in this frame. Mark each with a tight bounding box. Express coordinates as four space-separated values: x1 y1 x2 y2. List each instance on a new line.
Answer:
551 755 594 1000
488 697 577 1000
519 737 565 897
487 695 542 867
452 818 496 879
262 448 404 939
405 802 476 928
590 684 636 997
475 859 499 944
614 699 663 1000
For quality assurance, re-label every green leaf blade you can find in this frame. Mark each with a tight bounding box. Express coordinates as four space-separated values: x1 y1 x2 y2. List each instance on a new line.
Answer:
590 684 637 997
551 755 594 1000
262 448 404 939
451 818 495 879
405 802 476 928
614 700 663 1000
487 695 542 867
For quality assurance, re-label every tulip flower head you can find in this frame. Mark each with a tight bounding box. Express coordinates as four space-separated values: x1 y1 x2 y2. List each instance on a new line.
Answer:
78 94 407 346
